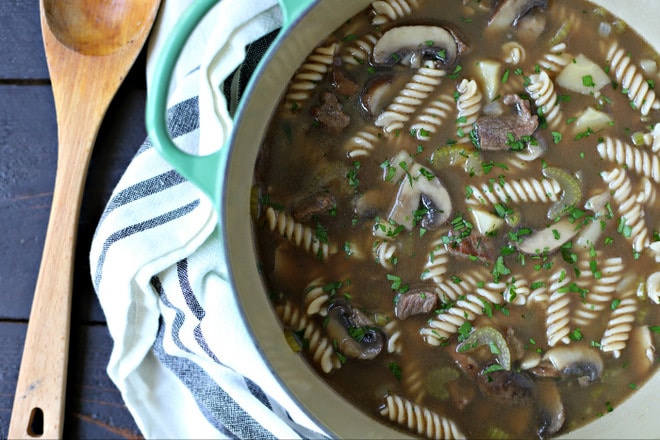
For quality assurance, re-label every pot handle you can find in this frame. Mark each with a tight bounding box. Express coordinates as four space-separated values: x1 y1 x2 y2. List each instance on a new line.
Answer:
145 0 315 204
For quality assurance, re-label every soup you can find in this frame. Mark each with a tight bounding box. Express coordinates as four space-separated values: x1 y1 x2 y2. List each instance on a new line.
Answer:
251 0 660 437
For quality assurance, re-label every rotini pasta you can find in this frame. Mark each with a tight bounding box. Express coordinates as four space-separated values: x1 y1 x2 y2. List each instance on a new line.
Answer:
371 0 421 25
545 269 572 347
526 70 562 129
276 301 342 373
341 32 380 66
455 79 482 140
422 273 510 346
502 41 525 65
380 393 466 440
535 43 572 75
573 256 624 328
344 126 382 158
606 42 660 116
600 290 637 358
410 93 455 141
420 239 450 286
597 136 660 183
284 43 337 111
600 167 651 252
304 276 330 316
375 67 446 133
466 177 561 207
373 239 398 270
265 207 338 259
384 319 403 354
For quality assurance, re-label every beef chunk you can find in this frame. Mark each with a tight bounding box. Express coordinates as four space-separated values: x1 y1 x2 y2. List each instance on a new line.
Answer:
474 94 538 150
477 369 535 406
311 92 351 132
293 192 336 222
331 65 360 96
445 229 496 262
394 290 438 319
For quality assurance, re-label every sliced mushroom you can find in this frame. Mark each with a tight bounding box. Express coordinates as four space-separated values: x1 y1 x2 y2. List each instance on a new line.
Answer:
359 74 409 116
515 217 579 255
629 326 656 378
372 25 464 68
325 301 385 360
394 289 438 319
542 344 604 383
535 381 566 438
489 0 548 30
388 163 452 230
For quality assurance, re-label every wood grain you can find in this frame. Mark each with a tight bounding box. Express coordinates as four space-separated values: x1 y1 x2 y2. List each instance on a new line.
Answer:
0 0 147 436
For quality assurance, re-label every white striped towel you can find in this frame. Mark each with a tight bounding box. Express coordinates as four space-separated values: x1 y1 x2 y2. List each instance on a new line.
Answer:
90 0 328 438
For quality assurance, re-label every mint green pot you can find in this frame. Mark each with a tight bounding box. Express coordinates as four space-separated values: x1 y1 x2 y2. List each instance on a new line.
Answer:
146 1 660 437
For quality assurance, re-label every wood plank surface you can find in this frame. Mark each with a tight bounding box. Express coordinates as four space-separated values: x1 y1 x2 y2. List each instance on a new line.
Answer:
0 0 48 80
1 0 149 436
0 322 142 439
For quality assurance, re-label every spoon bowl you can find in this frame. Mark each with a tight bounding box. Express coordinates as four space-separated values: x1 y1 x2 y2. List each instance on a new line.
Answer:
8 0 161 438
44 0 157 56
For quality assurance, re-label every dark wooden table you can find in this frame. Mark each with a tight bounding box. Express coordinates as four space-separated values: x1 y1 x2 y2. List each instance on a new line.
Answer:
1 2 147 438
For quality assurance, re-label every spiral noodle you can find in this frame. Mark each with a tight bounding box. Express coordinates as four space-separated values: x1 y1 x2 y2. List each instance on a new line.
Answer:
536 43 572 75
600 168 651 252
504 276 530 306
375 67 446 133
502 41 525 65
410 93 455 141
573 256 624 328
420 239 450 285
265 207 337 259
597 136 660 183
528 276 549 304
345 126 382 158
600 292 637 359
402 359 426 402
380 393 466 439
455 79 482 140
636 176 657 205
373 239 398 270
526 70 562 129
285 43 337 110
422 273 509 346
384 320 403 354
545 269 572 347
304 276 329 316
276 301 342 373
466 177 561 206
371 0 421 25
606 42 660 116
341 32 380 66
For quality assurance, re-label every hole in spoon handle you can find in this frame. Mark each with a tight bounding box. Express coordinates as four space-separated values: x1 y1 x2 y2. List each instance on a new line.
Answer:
28 407 45 437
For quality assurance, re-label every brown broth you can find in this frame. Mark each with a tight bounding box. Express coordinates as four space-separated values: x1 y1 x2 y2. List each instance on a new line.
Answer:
252 1 660 438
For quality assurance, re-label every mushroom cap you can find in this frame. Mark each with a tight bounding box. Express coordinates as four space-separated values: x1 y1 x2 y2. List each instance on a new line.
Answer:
543 344 604 382
372 25 460 67
326 301 385 360
388 162 452 230
489 0 549 30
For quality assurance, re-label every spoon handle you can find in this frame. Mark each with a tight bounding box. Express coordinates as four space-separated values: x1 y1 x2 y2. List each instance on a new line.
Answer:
8 116 100 438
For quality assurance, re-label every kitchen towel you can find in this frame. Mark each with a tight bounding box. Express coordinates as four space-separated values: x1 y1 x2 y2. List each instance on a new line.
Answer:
89 0 329 438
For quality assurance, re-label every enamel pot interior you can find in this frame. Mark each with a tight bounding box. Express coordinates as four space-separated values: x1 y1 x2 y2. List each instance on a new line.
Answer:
221 0 660 437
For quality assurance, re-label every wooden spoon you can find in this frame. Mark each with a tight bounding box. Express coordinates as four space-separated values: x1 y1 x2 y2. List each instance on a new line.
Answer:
9 0 161 438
